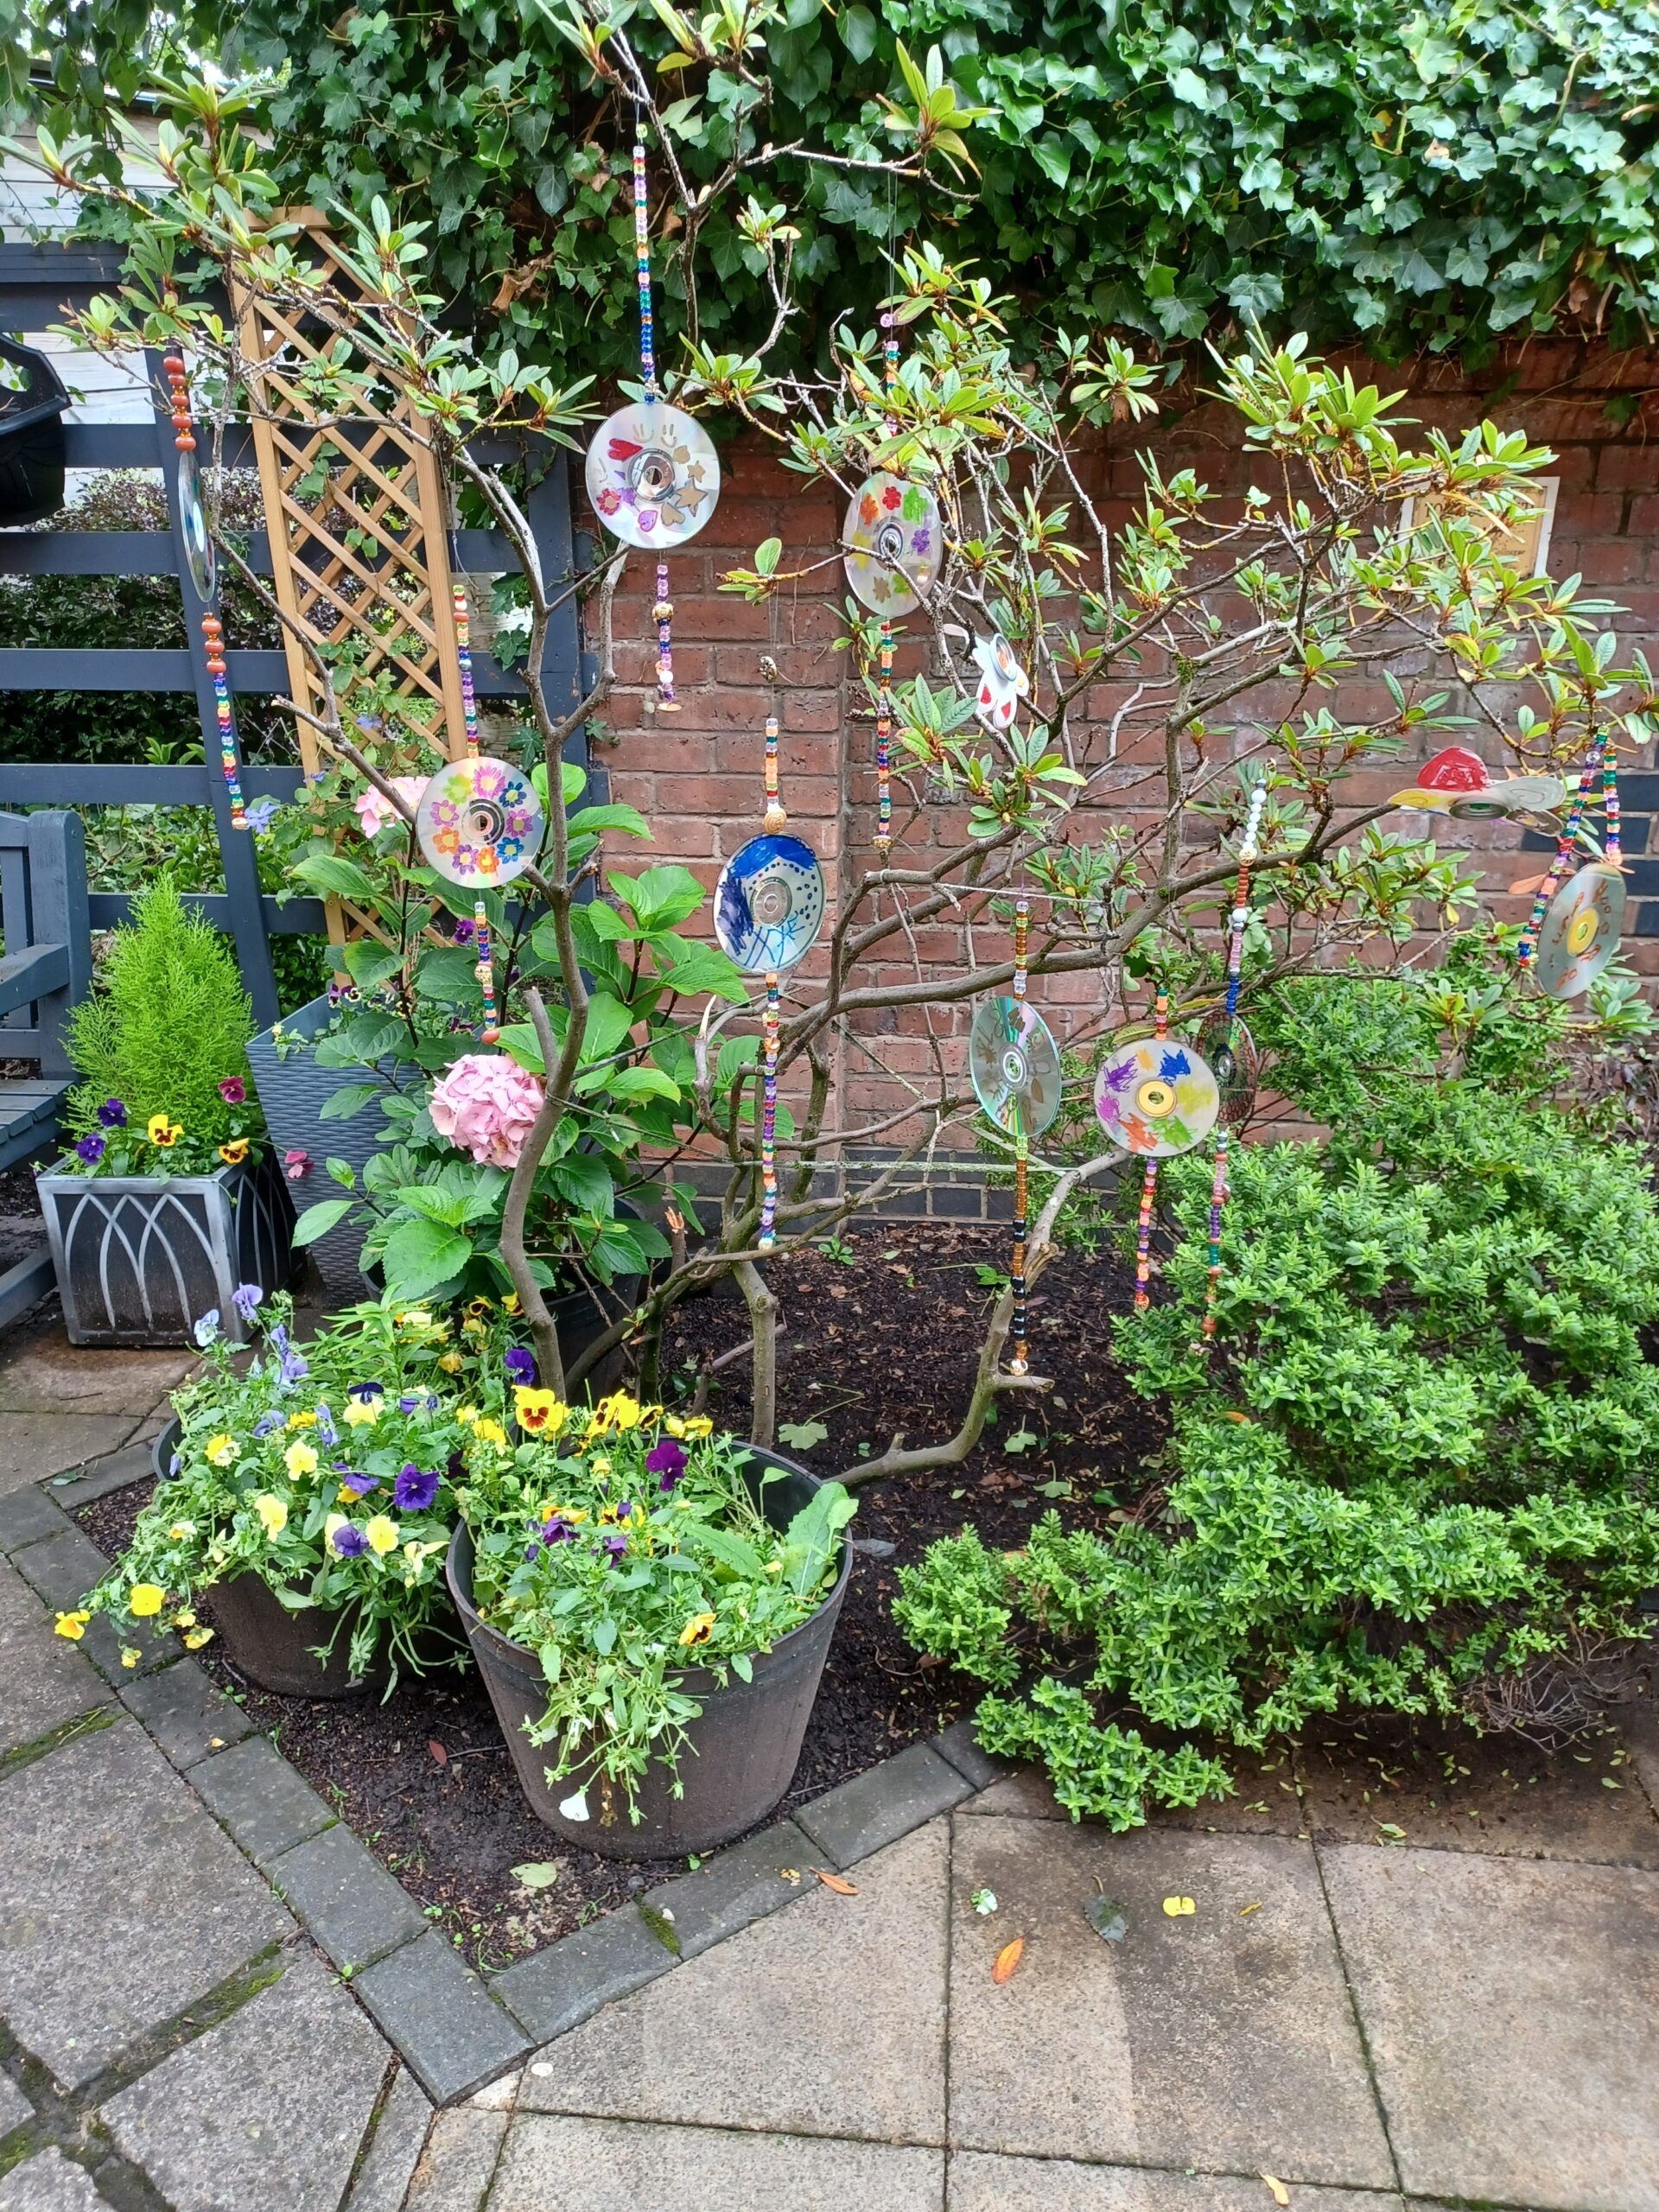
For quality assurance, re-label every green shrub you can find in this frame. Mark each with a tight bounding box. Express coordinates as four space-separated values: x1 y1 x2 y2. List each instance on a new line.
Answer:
895 948 1659 1828
64 876 257 1156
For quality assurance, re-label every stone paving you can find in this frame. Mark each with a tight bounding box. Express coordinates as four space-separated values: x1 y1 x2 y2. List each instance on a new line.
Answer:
2 1316 1658 2210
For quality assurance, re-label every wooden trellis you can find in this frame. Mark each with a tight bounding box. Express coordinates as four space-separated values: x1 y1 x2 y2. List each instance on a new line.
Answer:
234 208 472 781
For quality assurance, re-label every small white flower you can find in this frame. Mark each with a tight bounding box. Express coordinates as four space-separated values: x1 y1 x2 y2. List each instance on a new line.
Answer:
971 1887 998 1916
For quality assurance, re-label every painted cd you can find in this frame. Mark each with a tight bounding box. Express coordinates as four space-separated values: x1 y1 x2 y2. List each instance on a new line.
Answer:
1196 1015 1259 1129
842 473 939 615
416 757 544 887
1093 1033 1220 1158
585 400 720 549
177 442 216 601
1534 863 1625 1000
1449 775 1567 822
969 996 1062 1140
714 834 825 975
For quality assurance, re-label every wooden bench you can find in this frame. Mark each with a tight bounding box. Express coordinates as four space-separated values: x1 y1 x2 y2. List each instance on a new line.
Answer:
0 810 91 1328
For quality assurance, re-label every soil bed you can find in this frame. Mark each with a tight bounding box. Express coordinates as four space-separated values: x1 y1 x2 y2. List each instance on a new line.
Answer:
75 1220 1154 1967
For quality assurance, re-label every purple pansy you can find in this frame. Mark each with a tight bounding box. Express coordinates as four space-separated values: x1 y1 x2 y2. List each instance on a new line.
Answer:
394 1464 440 1511
537 1513 578 1546
194 1309 221 1348
76 1133 105 1166
314 1404 337 1446
452 917 474 945
348 1381 384 1403
505 1347 537 1386
219 1077 246 1105
97 1097 128 1128
252 1411 283 1439
341 1470 379 1497
231 1282 264 1323
331 1523 370 1558
646 1438 687 1491
397 1394 421 1414
278 1347 309 1388
601 1532 628 1562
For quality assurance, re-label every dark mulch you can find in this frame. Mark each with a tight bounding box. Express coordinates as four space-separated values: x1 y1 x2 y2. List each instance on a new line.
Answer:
73 1219 1156 1968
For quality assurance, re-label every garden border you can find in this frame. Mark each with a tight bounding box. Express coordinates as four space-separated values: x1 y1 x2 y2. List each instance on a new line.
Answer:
0 1443 1002 2106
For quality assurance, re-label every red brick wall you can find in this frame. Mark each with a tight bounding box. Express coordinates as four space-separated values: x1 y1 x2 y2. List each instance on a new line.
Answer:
595 341 1659 1159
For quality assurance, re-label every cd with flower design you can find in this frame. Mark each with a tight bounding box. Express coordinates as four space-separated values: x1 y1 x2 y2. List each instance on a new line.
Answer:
842 473 939 615
416 757 543 887
584 400 720 549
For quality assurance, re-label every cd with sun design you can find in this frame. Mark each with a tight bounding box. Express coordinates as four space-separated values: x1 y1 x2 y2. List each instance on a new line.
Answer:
1534 863 1625 1000
714 834 826 975
585 401 721 549
842 473 939 615
1093 1033 1220 1157
969 995 1062 1140
416 757 543 887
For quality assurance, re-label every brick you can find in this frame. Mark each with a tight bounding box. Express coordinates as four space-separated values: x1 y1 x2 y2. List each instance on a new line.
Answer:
793 1743 973 1869
192 1732 334 1866
0 1484 73 1555
354 1934 531 2107
491 1905 678 2044
267 1822 428 1973
639 1818 815 1961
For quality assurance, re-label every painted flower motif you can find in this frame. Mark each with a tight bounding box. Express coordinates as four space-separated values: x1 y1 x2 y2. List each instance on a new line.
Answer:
97 1096 128 1128
254 1493 288 1537
647 1437 688 1491
128 1584 165 1618
429 1053 544 1170
205 1433 237 1467
329 1520 370 1559
54 1610 91 1640
514 1388 569 1437
194 1310 221 1348
284 1440 319 1478
393 1464 440 1511
219 1140 250 1166
677 1611 716 1647
365 1514 401 1556
505 1347 537 1386
219 1077 247 1104
342 1398 379 1429
75 1133 105 1166
147 1114 182 1147
231 1283 264 1323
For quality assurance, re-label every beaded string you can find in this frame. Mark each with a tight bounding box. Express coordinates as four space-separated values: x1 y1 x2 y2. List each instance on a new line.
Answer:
1516 736 1606 970
762 713 785 833
1133 992 1170 1314
1201 784 1268 1342
632 112 678 717
165 350 246 830
874 310 900 860
453 585 501 1045
757 709 785 1249
653 561 677 713
1007 899 1033 1375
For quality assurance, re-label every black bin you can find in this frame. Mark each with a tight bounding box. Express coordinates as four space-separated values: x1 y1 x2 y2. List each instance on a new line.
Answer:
0 337 68 526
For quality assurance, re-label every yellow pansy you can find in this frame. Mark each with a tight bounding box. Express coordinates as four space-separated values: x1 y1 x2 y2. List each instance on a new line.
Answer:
286 1410 316 1429
168 1521 195 1541
664 1414 687 1440
677 1611 716 1647
54 1609 91 1641
473 1417 508 1448
465 1296 493 1317
683 1416 714 1440
365 1514 400 1555
174 1609 196 1630
342 1398 379 1428
128 1583 165 1618
146 1112 182 1147
254 1493 288 1538
502 1293 520 1315
591 1456 612 1479
455 1405 479 1427
284 1440 319 1478
219 1139 250 1166
461 1316 486 1338
594 1391 643 1434
514 1388 569 1438
438 1350 464 1372
205 1433 237 1467
120 1645 141 1669
183 1626 213 1650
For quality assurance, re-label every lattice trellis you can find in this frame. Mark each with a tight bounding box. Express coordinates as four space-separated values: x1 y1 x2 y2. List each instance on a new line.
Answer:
235 208 470 778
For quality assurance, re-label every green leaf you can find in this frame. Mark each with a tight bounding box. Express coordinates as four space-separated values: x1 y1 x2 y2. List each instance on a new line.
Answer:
602 1065 683 1103
512 1861 563 1890
318 1082 382 1122
380 1215 474 1298
577 992 636 1064
608 863 704 931
838 3 877 60
291 852 382 904
652 936 750 1003
778 1418 830 1449
569 802 652 841
290 1197 354 1246
547 1152 615 1215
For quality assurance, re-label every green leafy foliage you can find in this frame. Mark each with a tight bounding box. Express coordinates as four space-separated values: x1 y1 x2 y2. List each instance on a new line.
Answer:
897 952 1659 1829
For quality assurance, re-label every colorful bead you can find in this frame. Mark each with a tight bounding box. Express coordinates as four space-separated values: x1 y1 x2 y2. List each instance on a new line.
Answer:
633 121 656 399
759 971 781 1249
1134 992 1170 1315
453 586 500 1044
653 561 677 713
875 621 893 859
1518 740 1605 969
762 713 785 833
1199 787 1266 1340
1007 898 1033 1370
171 359 246 830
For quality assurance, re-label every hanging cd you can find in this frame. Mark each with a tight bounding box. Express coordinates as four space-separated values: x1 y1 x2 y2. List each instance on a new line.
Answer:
1534 864 1625 999
842 473 939 615
177 443 216 601
1093 1033 1220 1158
1196 1015 1259 1130
969 996 1062 1140
971 632 1029 734
416 756 543 887
585 400 720 549
714 834 825 975
1449 773 1567 822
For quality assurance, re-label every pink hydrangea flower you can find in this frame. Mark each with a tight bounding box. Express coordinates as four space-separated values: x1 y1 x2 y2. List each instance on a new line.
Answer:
353 777 430 840
429 1053 544 1170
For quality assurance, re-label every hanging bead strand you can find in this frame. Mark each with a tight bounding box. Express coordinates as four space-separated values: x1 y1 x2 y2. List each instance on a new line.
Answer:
633 118 656 399
653 561 678 713
758 702 785 1249
1007 899 1033 1375
1602 741 1621 867
165 351 246 830
762 713 785 834
1517 737 1605 970
452 585 501 1045
872 309 901 860
1201 783 1268 1342
1133 992 1170 1314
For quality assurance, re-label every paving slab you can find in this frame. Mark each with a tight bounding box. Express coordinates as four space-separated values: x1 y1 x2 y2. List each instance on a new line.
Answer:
267 1821 428 1972
493 1904 678 2044
8 1525 176 1682
0 2071 33 2139
1319 1840 1659 2211
0 1414 142 1495
793 1742 972 1866
102 1950 389 2212
343 2065 435 2212
404 2107 508 2209
191 1732 334 1866
489 2113 944 2212
0 1717 289 2088
639 1816 813 1959
0 1555 112 1758
353 1932 531 2107
1615 1679 1659 1824
963 1754 1306 1838
947 1818 1392 2188
931 1719 1007 1790
0 2148 112 2210
945 2158 1421 2210
517 1821 950 2146
0 1325 195 1417
47 1440 156 1506
0 1483 73 1554
118 1657 255 1770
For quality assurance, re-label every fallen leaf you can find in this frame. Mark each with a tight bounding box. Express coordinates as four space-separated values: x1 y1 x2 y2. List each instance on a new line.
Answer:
1084 1894 1128 1943
1261 2171 1291 2206
427 1739 448 1766
971 1887 999 1916
992 1936 1025 1983
811 1868 858 1896
1237 1900 1262 1916
1162 1895 1197 1917
511 1861 563 1891
1508 874 1548 896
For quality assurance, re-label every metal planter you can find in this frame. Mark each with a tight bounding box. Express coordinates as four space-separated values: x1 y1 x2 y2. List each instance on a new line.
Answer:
38 1154 294 1348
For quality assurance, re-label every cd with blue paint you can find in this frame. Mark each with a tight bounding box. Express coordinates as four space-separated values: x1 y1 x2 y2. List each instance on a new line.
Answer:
714 834 826 975
1093 1032 1219 1158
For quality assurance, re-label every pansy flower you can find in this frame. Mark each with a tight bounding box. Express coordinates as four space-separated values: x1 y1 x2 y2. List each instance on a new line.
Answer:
328 1519 370 1558
393 1464 440 1511
97 1096 128 1128
76 1133 105 1166
219 1140 250 1166
219 1077 246 1104
128 1583 165 1618
677 1611 716 1648
231 1282 264 1323
284 1440 319 1478
365 1515 400 1555
340 1469 379 1497
646 1437 687 1491
254 1493 288 1536
147 1114 182 1147
252 1411 283 1440
505 1347 537 1386
514 1388 569 1437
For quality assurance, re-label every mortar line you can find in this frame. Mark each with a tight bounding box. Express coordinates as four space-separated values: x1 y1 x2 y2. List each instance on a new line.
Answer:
941 1808 957 2200
1308 1827 1407 2202
333 2050 399 2212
